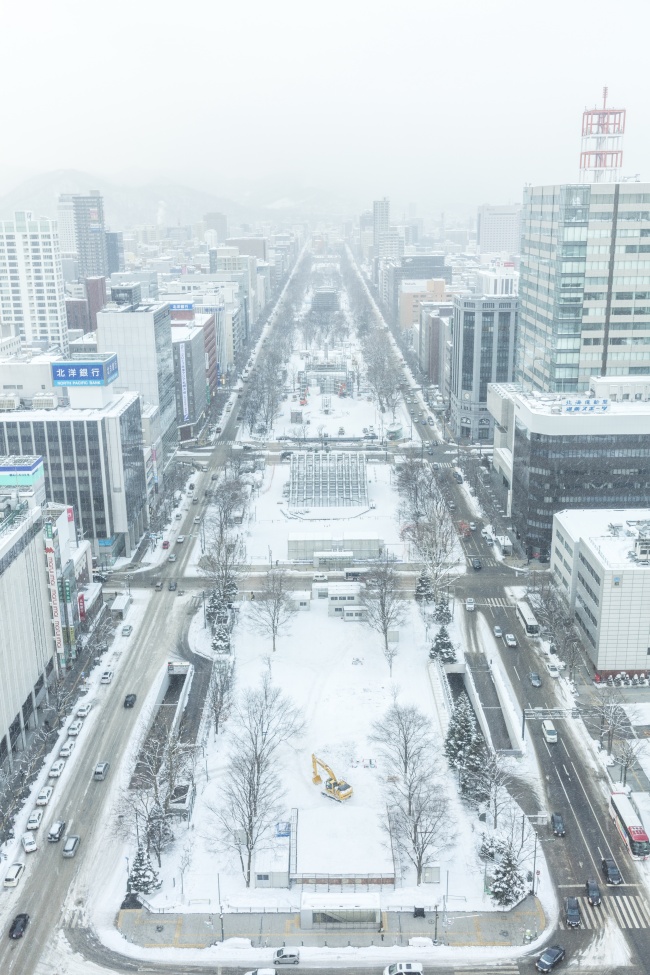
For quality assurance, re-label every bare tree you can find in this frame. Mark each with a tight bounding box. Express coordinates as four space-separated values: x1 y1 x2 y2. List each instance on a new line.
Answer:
208 658 235 738
207 478 247 543
370 701 434 781
400 490 460 605
248 568 298 652
198 526 247 603
583 688 635 755
465 749 519 829
208 676 304 886
615 736 644 787
387 774 450 884
360 556 407 673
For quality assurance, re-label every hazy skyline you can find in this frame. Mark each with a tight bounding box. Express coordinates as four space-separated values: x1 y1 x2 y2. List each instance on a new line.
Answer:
2 0 649 217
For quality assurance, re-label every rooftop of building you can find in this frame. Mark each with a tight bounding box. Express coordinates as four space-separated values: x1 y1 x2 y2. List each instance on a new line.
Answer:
0 391 140 421
171 324 203 341
490 382 650 416
555 508 650 570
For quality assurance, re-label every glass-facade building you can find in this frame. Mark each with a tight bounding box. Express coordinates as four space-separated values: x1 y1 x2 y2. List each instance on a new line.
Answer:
518 183 650 392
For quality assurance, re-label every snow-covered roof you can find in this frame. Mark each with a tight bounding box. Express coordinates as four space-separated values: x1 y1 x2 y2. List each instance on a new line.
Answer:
300 892 381 910
555 508 650 569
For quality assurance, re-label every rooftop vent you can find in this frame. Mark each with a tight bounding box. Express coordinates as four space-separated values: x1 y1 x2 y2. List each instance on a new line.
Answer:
32 394 58 410
0 394 20 411
608 523 624 536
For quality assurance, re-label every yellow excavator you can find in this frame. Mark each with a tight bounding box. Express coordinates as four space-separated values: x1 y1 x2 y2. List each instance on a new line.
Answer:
311 754 353 802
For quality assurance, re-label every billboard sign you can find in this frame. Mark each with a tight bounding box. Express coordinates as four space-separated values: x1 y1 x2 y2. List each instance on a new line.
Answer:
52 354 118 387
179 343 190 422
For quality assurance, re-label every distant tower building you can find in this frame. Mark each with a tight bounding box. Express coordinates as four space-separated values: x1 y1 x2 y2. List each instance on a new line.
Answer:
57 194 77 256
84 276 106 331
204 212 228 242
579 87 626 183
373 198 390 255
0 211 68 352
477 204 522 254
72 191 108 278
105 231 125 274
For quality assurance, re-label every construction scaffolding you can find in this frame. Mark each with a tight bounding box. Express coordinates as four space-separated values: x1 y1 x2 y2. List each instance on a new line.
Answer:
289 451 368 507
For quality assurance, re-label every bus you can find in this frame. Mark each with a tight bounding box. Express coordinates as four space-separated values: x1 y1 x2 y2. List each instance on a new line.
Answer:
610 792 650 860
516 600 540 636
344 568 365 582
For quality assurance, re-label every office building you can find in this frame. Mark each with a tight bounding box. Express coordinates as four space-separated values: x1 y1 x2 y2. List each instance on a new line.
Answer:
204 212 228 242
0 211 68 352
85 276 106 331
105 230 125 274
72 191 108 278
477 204 521 254
450 293 517 441
172 324 207 441
488 376 650 558
398 279 447 328
97 301 177 463
518 182 650 393
551 509 650 675
226 237 267 261
373 198 390 255
57 195 77 256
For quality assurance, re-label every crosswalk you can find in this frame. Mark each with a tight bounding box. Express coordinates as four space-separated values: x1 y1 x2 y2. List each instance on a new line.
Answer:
453 966 519 975
476 596 511 608
466 557 499 569
558 893 650 930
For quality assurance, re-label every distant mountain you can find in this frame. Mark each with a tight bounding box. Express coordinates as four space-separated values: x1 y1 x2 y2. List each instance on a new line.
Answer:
0 170 247 228
0 169 357 228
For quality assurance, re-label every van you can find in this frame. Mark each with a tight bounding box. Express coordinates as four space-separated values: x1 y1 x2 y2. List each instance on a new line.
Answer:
542 720 558 744
155 581 163 591
312 573 328 583
62 834 80 858
3 862 25 887
93 762 110 781
273 947 300 965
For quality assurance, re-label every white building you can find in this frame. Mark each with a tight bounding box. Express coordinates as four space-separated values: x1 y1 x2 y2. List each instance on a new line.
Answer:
551 508 650 675
476 204 521 255
0 211 68 352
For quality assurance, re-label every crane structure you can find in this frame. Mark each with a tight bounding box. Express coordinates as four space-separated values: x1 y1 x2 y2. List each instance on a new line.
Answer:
311 754 353 802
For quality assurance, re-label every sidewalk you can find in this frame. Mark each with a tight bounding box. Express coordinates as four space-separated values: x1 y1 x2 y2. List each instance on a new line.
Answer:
117 897 546 950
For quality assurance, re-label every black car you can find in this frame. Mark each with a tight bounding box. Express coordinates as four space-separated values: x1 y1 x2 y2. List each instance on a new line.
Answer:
536 945 566 972
550 813 566 837
9 913 29 939
168 580 177 591
472 558 482 570
124 694 137 709
565 896 581 928
585 880 601 906
601 856 623 885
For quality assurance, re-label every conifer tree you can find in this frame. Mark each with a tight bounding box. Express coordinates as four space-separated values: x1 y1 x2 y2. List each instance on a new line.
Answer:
127 846 162 894
429 625 457 664
490 846 527 906
434 601 452 625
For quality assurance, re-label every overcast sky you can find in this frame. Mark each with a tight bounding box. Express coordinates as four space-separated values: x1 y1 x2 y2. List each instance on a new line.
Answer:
2 0 648 217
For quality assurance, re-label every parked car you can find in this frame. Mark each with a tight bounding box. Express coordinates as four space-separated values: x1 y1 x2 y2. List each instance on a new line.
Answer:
505 633 517 648
465 597 475 611
124 694 137 708
547 662 560 678
59 739 76 759
536 945 566 972
36 786 53 806
601 856 623 885
9 913 29 939
530 672 542 688
76 703 93 718
493 625 503 638
21 833 37 854
585 879 601 906
48 759 66 778
67 719 83 736
162 539 170 549
3 863 25 888
100 671 114 684
121 624 133 637
550 813 566 836
565 896 581 928
26 809 43 830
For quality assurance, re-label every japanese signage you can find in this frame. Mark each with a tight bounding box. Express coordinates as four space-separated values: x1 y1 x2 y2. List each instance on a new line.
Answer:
179 343 190 422
46 549 64 654
51 355 118 387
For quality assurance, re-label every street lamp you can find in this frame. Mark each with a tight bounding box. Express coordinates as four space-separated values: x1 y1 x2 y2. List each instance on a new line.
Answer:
433 902 440 945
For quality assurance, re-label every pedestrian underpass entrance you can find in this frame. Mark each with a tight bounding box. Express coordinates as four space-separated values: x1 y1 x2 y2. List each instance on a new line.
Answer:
300 892 381 929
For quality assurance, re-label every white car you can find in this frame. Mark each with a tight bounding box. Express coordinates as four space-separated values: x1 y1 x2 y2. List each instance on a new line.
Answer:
384 965 424 975
100 671 114 685
168 553 177 562
244 970 276 975
547 662 560 678
505 633 518 648
465 597 475 611
493 625 503 639
48 759 66 778
67 719 83 736
59 739 76 759
26 809 43 830
121 624 133 637
36 786 53 806
21 833 37 854
176 535 185 544
76 703 93 718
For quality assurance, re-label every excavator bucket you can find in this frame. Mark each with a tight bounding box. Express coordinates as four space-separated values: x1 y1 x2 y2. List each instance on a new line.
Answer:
312 772 322 784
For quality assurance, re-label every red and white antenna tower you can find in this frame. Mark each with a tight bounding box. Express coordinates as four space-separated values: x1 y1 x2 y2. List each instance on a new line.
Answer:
579 87 625 183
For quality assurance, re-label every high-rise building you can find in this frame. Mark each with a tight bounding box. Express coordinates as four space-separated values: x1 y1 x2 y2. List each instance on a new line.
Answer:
204 212 228 242
57 194 77 256
373 198 390 255
518 183 650 393
97 301 177 463
0 211 68 352
84 276 106 331
476 204 522 254
105 230 125 274
450 289 517 441
72 191 108 278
